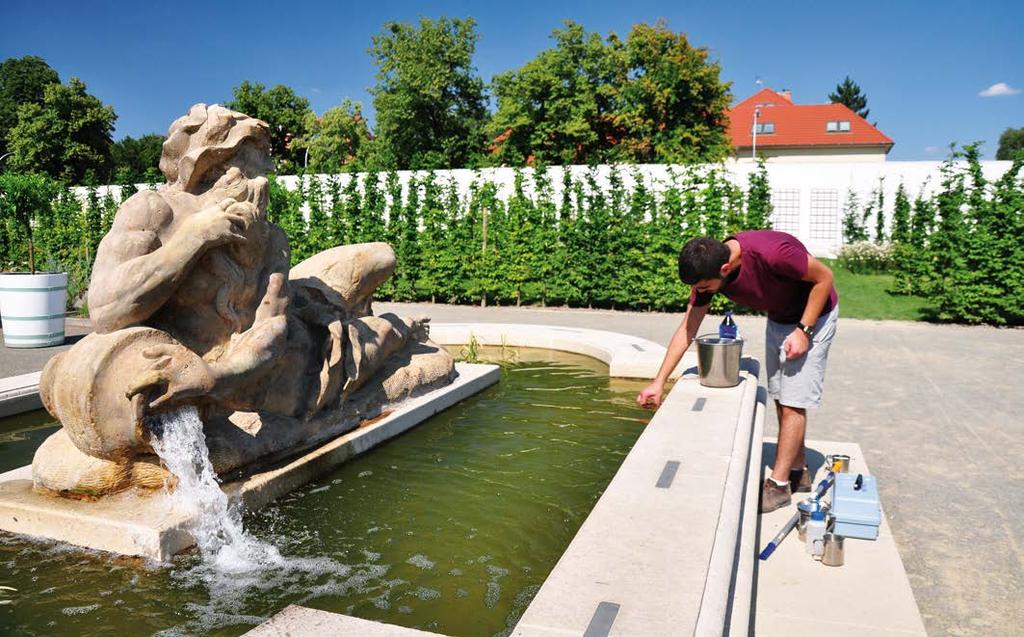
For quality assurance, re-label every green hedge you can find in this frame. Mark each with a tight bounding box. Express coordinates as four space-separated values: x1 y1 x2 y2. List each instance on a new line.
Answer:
889 145 1024 325
6 150 1023 325
268 163 773 312
0 164 774 314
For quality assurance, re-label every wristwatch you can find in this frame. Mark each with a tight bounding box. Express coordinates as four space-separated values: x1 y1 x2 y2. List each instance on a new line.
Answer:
796 322 815 338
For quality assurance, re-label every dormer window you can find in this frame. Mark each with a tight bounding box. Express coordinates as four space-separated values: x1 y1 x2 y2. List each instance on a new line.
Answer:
827 120 851 132
752 122 775 134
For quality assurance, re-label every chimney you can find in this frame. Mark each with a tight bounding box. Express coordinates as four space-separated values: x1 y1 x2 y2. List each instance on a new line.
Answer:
779 89 792 102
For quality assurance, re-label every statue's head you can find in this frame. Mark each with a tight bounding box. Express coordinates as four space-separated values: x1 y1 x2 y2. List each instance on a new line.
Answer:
159 104 274 192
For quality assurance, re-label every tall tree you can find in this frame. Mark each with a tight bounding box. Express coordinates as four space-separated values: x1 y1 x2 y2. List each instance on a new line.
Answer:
0 172 59 273
0 56 60 158
745 158 773 229
367 16 488 170
614 21 731 163
6 78 116 184
996 127 1024 160
296 100 371 172
488 22 618 166
841 190 867 243
110 133 164 184
227 81 313 170
891 182 911 244
488 21 731 166
829 76 870 119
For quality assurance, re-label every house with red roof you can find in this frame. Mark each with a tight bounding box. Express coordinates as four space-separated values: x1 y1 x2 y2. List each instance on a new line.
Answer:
727 88 893 162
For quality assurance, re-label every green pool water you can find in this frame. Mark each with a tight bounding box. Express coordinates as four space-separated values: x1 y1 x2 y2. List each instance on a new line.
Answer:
0 349 651 636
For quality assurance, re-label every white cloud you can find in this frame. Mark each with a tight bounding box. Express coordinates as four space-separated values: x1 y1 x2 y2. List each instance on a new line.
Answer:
979 82 1021 97
924 146 941 154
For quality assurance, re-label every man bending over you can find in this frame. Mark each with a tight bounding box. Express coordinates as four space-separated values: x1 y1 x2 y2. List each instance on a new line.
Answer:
636 231 839 513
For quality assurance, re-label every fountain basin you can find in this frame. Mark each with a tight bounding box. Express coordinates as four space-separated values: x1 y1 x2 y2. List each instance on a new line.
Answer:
0 348 657 636
0 363 499 561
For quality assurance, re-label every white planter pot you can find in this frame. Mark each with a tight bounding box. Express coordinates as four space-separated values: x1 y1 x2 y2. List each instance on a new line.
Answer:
0 271 68 348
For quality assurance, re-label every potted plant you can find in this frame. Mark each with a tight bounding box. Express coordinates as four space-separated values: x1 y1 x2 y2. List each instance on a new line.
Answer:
0 173 67 348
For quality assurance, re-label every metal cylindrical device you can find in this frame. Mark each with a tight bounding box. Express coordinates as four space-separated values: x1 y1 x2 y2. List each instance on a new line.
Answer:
829 454 851 473
696 334 744 388
797 500 816 541
822 533 845 567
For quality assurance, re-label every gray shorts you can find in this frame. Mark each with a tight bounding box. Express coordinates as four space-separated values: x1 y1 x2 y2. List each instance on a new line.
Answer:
765 305 839 409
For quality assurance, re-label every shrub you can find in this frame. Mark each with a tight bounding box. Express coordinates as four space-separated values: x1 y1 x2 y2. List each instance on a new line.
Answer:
836 241 893 274
0 172 59 273
841 191 868 244
886 144 1024 324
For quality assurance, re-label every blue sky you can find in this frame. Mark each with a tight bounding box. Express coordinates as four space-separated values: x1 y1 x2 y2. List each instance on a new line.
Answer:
2 0 1021 160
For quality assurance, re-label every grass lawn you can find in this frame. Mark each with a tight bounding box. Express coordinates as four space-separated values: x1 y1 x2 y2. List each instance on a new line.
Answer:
821 259 931 322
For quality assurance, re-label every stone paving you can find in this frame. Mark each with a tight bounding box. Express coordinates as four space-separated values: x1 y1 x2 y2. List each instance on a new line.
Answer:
0 318 91 377
3 304 1022 635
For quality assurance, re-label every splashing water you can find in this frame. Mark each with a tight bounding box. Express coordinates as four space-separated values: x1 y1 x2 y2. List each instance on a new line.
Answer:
148 406 352 633
148 406 284 572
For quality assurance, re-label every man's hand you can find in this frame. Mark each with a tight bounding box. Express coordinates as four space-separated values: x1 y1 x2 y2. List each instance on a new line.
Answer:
181 198 254 251
784 328 810 360
637 381 665 409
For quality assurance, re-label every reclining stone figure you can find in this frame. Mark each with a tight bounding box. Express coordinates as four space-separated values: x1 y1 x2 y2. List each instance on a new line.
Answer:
34 104 454 497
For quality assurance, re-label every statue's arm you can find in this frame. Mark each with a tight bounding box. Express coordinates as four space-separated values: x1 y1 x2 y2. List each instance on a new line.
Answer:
88 193 251 333
125 225 292 414
201 225 293 409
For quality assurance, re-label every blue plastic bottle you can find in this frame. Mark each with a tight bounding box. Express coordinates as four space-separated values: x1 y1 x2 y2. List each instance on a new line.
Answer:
719 310 738 340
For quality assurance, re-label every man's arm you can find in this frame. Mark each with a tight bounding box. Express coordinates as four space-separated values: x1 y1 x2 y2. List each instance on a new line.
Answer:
636 303 708 408
784 255 834 360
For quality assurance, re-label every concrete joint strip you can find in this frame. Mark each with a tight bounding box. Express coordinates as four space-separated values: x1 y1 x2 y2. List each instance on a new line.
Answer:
428 322 697 380
655 460 681 489
693 370 760 636
582 601 621 637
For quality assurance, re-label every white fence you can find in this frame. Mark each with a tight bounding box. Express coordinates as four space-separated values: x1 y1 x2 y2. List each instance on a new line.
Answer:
90 160 1015 258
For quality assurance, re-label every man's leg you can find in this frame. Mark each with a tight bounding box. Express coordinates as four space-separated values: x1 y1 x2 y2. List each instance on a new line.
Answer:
772 403 806 482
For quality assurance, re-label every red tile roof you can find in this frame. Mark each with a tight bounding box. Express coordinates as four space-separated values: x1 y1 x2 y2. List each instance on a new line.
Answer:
727 88 893 150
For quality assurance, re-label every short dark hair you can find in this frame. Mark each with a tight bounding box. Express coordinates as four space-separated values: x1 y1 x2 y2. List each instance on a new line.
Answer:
678 237 730 284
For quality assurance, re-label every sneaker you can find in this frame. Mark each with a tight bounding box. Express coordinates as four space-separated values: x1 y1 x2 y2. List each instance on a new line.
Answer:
789 466 813 493
760 479 792 514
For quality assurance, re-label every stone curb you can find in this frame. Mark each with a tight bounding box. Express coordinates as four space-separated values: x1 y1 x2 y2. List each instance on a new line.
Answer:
0 371 43 418
428 322 698 379
694 361 762 636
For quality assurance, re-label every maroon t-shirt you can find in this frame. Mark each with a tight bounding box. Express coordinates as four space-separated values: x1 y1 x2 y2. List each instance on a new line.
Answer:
689 230 838 324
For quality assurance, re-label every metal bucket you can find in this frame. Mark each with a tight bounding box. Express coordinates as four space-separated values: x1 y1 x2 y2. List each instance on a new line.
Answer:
696 334 743 388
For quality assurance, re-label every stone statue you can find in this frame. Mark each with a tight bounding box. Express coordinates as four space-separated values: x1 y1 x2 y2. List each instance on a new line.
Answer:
33 104 455 497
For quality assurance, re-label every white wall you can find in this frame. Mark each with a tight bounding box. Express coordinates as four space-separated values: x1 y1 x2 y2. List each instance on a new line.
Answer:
731 160 1013 256
85 159 1016 258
